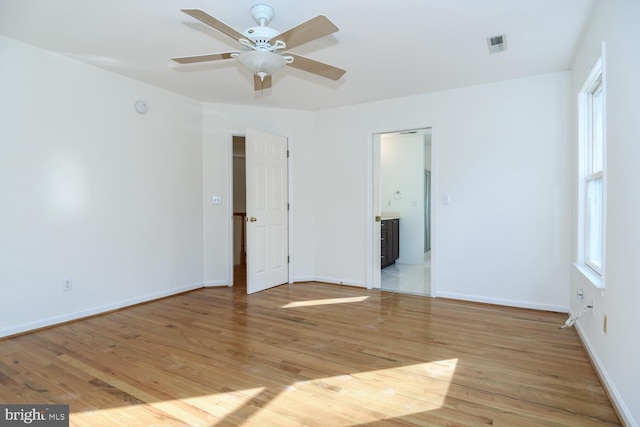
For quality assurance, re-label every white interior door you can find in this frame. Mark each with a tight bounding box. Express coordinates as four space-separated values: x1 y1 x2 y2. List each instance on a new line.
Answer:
245 128 289 294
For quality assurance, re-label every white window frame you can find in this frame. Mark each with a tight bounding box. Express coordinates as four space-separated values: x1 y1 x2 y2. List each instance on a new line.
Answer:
576 54 606 289
585 80 603 273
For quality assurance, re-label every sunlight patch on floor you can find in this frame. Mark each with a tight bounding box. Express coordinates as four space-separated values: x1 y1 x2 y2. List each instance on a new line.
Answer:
281 296 369 308
181 387 266 423
73 387 266 426
244 359 459 426
74 399 211 426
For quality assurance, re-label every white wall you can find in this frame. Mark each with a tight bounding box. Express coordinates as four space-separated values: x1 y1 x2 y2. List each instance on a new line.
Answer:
570 1 640 425
201 104 315 286
0 36 204 337
381 133 425 264
313 72 571 310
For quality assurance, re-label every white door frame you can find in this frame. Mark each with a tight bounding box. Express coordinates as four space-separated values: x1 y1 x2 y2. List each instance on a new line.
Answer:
366 124 437 297
227 131 294 288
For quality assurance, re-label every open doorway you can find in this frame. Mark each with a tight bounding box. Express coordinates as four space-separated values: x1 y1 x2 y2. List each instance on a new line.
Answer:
375 128 432 296
232 135 247 291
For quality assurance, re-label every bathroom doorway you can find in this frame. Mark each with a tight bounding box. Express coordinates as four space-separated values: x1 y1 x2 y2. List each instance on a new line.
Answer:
375 128 432 296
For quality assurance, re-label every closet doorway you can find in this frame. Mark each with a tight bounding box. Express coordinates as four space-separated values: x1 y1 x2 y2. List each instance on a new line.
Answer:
232 136 247 289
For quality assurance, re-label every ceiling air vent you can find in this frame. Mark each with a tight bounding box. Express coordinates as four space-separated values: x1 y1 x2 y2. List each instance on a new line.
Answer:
487 34 507 54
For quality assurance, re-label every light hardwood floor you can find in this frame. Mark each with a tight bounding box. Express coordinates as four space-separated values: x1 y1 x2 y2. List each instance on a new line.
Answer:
0 273 620 426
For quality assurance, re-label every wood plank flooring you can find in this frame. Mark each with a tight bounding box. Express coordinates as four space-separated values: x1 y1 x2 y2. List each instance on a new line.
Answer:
0 274 620 426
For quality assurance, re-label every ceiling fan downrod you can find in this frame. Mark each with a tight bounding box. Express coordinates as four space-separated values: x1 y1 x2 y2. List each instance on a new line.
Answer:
250 4 275 26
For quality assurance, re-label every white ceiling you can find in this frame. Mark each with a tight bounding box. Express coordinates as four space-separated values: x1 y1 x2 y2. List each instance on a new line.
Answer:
0 0 597 111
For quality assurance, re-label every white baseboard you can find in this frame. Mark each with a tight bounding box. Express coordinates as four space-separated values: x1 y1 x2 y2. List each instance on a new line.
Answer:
292 276 315 283
0 282 204 339
575 320 636 427
435 291 569 313
307 276 367 288
204 280 229 287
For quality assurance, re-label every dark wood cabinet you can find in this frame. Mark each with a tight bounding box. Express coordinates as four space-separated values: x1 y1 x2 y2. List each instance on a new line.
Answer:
381 218 400 268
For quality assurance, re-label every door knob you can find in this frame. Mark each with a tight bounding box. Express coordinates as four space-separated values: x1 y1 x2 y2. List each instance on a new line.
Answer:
249 217 257 222
375 216 381 222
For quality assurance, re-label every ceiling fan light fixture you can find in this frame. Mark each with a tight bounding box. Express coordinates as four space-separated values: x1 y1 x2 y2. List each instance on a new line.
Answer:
236 50 287 77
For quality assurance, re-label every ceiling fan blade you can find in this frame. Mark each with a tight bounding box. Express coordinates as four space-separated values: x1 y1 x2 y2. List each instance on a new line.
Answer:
172 52 236 64
254 74 273 91
274 15 338 49
286 53 346 80
181 9 252 45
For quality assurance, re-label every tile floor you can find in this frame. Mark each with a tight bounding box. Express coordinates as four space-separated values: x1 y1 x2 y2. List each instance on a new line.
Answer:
381 251 431 296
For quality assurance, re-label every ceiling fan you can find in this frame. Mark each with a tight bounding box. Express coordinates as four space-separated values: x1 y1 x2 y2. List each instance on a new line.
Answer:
172 4 346 91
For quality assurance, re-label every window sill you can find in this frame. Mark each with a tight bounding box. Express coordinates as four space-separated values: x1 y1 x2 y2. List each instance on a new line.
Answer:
573 262 606 291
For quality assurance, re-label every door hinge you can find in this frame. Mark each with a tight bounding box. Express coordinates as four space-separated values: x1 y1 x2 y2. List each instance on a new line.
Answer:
287 203 290 211
287 150 290 158
287 255 290 263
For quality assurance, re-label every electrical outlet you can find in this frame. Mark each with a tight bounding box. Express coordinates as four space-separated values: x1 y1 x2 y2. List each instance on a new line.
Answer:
603 314 607 333
63 279 72 292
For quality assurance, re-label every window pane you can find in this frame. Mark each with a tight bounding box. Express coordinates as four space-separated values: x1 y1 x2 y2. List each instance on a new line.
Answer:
586 177 603 271
592 88 604 173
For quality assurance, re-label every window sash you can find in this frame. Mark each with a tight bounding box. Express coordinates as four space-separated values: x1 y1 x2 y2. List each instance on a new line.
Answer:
585 175 603 273
582 72 604 276
588 82 604 175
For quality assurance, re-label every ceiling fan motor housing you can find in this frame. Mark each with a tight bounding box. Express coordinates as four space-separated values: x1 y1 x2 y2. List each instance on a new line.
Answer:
243 26 280 50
